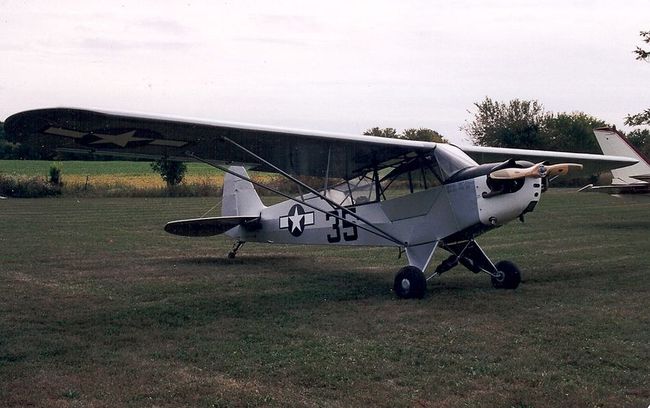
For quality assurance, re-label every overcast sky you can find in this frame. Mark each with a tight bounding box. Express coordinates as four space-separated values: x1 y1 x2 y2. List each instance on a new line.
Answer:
1 0 648 144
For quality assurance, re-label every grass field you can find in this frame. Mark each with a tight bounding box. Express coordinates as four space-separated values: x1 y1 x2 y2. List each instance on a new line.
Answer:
0 160 222 177
1 191 648 407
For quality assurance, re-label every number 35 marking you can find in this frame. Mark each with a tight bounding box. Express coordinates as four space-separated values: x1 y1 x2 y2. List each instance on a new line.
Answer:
326 209 358 243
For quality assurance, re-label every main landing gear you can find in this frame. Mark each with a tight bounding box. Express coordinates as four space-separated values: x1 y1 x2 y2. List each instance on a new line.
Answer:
228 240 245 259
393 239 521 299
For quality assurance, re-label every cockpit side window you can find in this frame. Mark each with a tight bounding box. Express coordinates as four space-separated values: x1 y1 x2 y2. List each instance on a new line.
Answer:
315 145 478 205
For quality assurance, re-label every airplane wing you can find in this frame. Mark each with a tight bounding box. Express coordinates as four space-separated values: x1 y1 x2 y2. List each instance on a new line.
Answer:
459 145 636 176
4 108 434 180
5 107 637 180
164 215 260 237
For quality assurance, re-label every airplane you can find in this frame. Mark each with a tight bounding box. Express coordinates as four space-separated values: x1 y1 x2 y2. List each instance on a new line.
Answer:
3 108 638 298
579 127 650 195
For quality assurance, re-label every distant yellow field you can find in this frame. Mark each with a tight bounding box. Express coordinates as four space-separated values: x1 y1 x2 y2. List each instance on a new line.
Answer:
61 174 225 189
60 173 280 190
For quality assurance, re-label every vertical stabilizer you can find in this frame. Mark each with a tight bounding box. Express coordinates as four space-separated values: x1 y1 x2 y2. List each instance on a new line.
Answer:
222 166 265 216
593 127 650 184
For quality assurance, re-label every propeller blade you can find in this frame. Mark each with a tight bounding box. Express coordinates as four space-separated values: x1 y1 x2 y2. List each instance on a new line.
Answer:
489 162 583 180
545 163 583 177
489 162 545 180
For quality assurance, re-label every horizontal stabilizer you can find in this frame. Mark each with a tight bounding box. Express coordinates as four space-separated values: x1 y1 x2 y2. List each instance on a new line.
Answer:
164 216 259 237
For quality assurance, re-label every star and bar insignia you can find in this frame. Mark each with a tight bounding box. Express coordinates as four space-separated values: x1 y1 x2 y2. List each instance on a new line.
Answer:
279 204 315 237
43 126 189 148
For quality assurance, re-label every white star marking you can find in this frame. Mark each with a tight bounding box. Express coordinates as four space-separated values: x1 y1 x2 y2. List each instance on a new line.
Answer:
278 205 314 235
288 206 305 233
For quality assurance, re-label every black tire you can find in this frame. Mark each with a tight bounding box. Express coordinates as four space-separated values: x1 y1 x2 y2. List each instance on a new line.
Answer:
393 266 427 299
491 260 521 289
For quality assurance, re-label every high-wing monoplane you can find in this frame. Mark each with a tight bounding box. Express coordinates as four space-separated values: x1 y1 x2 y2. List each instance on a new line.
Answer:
4 108 637 298
579 127 650 195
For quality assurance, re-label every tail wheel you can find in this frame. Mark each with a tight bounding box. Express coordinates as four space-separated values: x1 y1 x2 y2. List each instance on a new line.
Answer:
393 266 427 299
491 260 521 289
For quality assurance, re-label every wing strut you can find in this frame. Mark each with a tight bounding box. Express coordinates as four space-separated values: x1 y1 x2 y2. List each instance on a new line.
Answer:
184 151 407 246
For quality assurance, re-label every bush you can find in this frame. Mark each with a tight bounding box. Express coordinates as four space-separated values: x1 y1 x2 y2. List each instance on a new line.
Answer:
0 175 62 198
150 158 187 187
48 165 62 186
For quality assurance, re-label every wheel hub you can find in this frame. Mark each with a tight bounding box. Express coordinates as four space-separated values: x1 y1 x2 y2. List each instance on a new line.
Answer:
494 271 505 282
401 279 411 291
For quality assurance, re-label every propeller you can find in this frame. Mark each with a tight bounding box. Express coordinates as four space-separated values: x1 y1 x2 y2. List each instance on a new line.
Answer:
489 162 583 180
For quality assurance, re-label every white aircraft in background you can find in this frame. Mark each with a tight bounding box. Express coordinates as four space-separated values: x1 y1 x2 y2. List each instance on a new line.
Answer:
579 127 650 195
4 108 637 298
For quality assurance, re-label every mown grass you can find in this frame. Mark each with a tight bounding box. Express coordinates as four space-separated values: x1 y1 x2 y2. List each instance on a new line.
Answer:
0 191 648 407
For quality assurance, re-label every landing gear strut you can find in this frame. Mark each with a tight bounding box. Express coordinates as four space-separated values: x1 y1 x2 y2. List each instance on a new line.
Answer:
228 240 245 259
433 239 522 289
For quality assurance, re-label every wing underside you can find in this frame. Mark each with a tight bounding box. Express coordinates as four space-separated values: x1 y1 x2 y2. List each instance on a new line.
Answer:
4 108 432 180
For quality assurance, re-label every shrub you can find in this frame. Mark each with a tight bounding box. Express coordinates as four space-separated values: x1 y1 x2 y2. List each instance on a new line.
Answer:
48 165 62 186
0 175 61 197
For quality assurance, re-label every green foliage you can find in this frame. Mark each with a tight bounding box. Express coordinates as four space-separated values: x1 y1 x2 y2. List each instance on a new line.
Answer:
464 97 608 154
0 121 19 159
542 112 605 153
363 127 447 143
401 128 447 142
363 127 398 138
463 97 549 148
627 128 650 159
633 30 650 61
150 157 187 188
48 165 62 186
625 30 649 130
624 108 650 127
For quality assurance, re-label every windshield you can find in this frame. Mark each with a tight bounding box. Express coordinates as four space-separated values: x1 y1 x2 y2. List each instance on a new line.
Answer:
433 144 478 181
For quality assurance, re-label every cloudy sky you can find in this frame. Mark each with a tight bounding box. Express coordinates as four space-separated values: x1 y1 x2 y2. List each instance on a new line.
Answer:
1 0 648 143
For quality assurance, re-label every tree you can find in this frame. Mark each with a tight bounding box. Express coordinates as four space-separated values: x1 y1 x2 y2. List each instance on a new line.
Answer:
150 157 187 188
541 112 605 153
363 127 398 138
363 127 447 143
625 31 650 128
627 129 650 159
463 97 610 153
633 30 650 61
462 97 548 148
401 128 447 143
